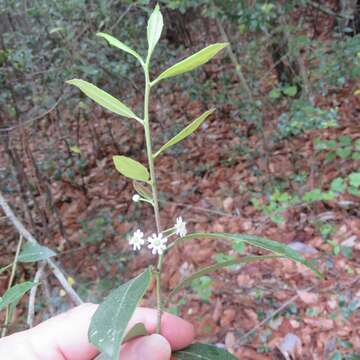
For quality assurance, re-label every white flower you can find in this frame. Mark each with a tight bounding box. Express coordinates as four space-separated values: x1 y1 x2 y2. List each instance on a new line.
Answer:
129 229 145 251
147 233 167 255
132 194 140 202
175 217 187 237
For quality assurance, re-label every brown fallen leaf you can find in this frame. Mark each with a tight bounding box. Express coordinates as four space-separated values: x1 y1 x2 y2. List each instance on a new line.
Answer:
273 332 302 360
297 290 319 305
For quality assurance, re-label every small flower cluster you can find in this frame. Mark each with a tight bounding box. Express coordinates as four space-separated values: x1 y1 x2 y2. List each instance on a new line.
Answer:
128 217 187 255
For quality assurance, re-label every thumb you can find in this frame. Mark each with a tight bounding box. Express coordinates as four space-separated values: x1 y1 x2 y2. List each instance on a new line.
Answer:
121 334 171 360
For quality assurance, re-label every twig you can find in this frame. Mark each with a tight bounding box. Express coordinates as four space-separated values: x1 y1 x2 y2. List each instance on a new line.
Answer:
306 0 353 20
1 235 23 337
169 201 233 217
215 16 253 101
110 4 133 31
27 261 46 328
239 286 313 345
42 276 55 316
0 191 83 305
0 95 64 134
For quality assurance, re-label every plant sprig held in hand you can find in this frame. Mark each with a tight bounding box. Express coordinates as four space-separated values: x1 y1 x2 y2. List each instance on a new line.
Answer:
67 4 321 359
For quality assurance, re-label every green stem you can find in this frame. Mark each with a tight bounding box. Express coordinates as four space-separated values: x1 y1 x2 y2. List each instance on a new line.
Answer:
143 62 163 333
155 268 161 331
1 235 23 337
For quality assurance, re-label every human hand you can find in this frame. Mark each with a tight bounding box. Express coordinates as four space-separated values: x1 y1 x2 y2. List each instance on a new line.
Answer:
0 303 194 360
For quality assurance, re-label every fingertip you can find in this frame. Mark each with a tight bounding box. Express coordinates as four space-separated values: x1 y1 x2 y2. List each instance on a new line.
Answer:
161 313 195 350
122 334 171 360
127 308 194 350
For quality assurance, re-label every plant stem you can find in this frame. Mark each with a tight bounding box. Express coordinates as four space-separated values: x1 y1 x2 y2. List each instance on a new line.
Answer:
143 63 163 333
155 268 162 331
1 235 23 338
143 68 161 233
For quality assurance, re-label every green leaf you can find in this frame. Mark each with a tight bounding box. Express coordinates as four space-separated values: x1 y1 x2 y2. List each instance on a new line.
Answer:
97 33 143 65
173 343 237 359
330 177 346 193
329 351 342 360
70 146 81 154
191 276 213 302
174 232 321 277
346 354 360 360
322 191 336 201
283 85 298 97
18 242 56 263
351 151 360 160
336 146 352 159
154 109 215 158
169 255 281 298
89 267 152 360
133 181 153 201
303 188 323 202
147 4 163 58
349 172 360 188
232 241 245 253
314 139 337 151
325 151 337 162
93 354 109 360
269 88 281 99
153 43 228 85
66 79 140 122
113 156 149 182
339 135 352 145
122 323 148 343
0 282 35 312
355 138 360 150
348 187 360 196
49 27 64 34
271 214 286 223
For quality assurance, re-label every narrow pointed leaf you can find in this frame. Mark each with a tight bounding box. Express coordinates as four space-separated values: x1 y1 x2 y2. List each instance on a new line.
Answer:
93 355 109 360
147 4 163 57
133 181 153 201
175 232 321 277
88 267 152 360
173 343 237 359
122 323 148 342
93 323 148 360
18 242 56 263
66 79 140 121
0 282 35 312
154 109 215 158
169 255 281 298
97 33 143 65
113 156 149 182
153 43 228 84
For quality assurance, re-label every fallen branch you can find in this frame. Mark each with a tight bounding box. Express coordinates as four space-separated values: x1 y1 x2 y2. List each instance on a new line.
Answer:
0 95 64 134
214 14 253 101
0 191 83 305
306 0 353 20
239 286 313 345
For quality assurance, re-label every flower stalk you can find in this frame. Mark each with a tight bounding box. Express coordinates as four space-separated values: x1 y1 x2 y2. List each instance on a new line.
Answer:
142 60 164 333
